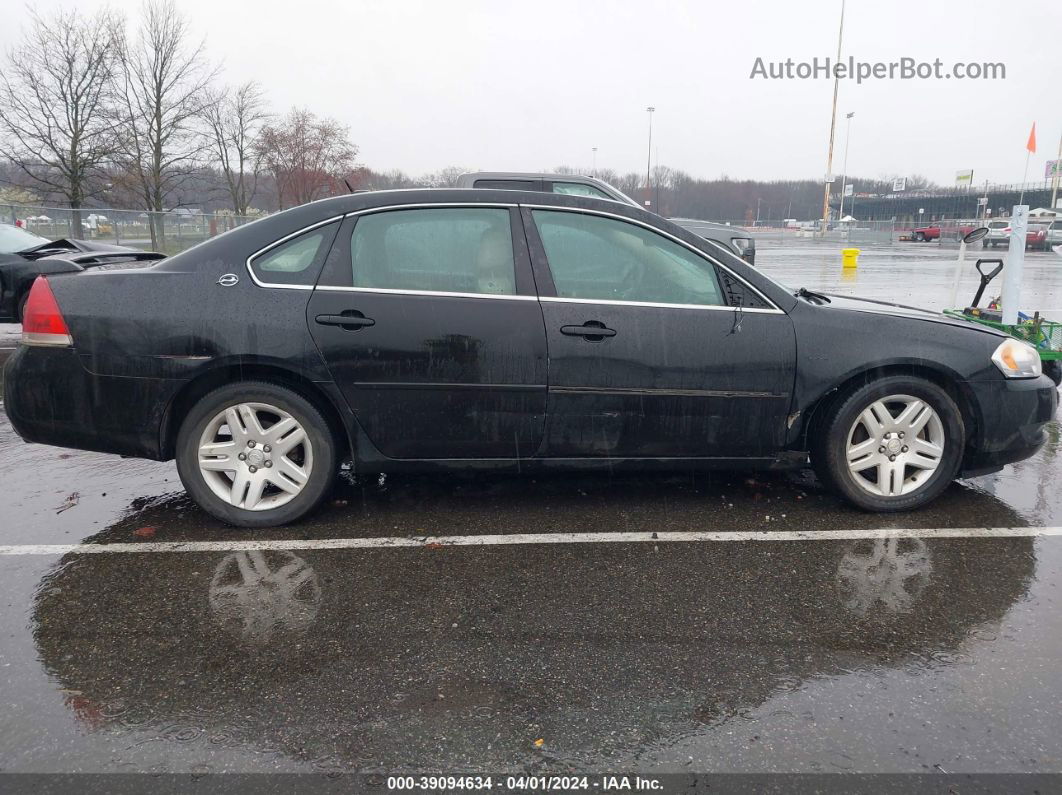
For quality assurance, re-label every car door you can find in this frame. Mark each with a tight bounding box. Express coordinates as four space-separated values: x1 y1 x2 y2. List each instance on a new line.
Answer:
306 205 548 460
522 207 796 459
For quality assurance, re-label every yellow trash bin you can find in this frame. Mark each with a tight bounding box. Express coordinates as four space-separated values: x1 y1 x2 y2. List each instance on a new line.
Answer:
842 247 860 268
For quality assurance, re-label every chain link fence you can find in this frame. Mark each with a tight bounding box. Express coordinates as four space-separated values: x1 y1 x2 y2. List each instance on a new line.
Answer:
714 219 898 246
1 204 260 255
4 202 902 254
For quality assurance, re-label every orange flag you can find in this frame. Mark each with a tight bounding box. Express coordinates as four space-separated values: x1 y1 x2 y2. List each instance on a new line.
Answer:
1027 122 1037 153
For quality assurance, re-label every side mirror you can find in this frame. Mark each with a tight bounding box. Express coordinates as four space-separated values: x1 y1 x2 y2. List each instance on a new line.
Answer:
963 227 989 244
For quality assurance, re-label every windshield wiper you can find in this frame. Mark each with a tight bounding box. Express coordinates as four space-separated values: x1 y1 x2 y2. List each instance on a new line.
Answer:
796 287 831 304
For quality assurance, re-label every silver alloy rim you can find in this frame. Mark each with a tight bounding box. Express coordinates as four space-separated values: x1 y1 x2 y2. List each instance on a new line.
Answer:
844 394 945 498
197 402 313 511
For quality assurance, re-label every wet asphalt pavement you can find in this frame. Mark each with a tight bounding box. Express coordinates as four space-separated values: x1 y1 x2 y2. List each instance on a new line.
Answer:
1 239 1061 781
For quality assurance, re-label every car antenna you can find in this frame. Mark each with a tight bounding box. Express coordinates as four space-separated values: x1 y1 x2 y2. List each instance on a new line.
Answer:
343 179 355 194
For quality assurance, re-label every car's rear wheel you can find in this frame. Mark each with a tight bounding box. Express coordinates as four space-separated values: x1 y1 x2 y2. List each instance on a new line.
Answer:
176 381 336 527
914 232 925 242
812 376 965 512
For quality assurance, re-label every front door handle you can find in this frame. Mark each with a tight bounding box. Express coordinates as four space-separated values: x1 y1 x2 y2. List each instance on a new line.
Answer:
315 311 375 331
560 321 616 341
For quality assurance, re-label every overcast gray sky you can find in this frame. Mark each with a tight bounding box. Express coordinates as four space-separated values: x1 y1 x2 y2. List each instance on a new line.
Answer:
4 0 1061 186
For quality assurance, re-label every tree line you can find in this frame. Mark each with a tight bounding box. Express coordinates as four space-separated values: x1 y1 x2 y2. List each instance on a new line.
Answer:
0 1 937 241
0 1 358 245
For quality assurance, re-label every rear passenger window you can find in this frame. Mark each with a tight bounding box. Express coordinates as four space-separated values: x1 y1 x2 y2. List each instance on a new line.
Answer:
249 222 338 286
349 208 516 295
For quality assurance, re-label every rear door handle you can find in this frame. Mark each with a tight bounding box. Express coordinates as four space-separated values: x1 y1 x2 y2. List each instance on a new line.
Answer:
560 321 616 341
315 311 375 330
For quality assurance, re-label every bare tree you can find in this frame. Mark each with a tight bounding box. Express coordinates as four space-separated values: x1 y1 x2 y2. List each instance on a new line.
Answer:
257 108 357 209
615 172 642 197
0 8 122 231
416 166 467 188
116 0 217 247
201 81 270 217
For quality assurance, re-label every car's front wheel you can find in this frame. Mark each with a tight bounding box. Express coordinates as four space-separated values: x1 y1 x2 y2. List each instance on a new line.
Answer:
812 376 965 512
176 381 337 527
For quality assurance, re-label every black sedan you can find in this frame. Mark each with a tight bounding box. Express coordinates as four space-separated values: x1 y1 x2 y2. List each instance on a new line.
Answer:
4 190 1057 527
0 222 164 322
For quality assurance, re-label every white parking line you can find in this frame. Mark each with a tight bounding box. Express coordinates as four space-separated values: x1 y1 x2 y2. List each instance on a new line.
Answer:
0 526 1061 555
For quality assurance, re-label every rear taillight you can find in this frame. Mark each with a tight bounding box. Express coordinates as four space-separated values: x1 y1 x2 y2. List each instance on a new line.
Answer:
21 276 73 347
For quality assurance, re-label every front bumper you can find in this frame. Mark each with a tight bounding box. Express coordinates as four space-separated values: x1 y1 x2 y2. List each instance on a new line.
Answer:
4 345 182 460
961 374 1058 476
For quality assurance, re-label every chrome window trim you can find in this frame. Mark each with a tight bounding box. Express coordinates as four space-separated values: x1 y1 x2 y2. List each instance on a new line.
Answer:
245 215 345 290
246 204 519 292
523 204 783 313
538 296 780 314
313 285 537 301
316 202 525 297
244 202 783 314
346 201 518 215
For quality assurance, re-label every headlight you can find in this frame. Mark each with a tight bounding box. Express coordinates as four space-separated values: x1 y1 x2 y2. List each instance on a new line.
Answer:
731 237 751 254
991 338 1042 378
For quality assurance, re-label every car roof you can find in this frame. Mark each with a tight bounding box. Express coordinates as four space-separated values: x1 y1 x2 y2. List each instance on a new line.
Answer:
270 187 651 221
458 171 609 183
157 188 662 270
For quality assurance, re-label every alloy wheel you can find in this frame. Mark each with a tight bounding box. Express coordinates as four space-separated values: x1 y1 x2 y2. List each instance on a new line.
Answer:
844 393 945 498
197 402 313 511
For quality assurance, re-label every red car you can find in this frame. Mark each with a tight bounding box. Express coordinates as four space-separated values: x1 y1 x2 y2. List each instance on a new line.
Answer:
912 222 977 242
912 224 940 241
999 223 1050 250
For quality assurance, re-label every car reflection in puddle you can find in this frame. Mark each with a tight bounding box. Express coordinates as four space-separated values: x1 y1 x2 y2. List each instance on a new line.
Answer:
30 489 1037 772
835 537 933 616
208 551 322 647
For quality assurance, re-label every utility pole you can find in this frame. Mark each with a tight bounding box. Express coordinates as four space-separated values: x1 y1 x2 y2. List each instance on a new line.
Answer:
838 111 855 219
592 147 598 177
1052 130 1062 210
819 0 846 234
645 107 655 207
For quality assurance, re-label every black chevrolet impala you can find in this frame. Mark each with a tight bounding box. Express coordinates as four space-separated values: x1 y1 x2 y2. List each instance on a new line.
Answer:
4 190 1057 527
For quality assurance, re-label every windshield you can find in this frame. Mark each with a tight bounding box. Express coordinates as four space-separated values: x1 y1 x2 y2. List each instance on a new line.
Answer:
0 224 49 254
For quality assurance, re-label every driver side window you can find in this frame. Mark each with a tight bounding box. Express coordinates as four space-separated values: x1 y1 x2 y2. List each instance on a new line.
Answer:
531 210 725 306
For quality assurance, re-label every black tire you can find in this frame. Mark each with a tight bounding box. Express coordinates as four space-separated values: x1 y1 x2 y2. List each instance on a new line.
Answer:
914 232 925 242
982 240 989 249
811 375 965 512
175 381 337 527
1045 360 1062 388
17 291 29 324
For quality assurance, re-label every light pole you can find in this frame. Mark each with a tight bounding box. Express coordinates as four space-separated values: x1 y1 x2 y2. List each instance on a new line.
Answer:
592 147 598 177
838 111 855 220
1052 130 1062 211
645 106 655 207
819 0 846 233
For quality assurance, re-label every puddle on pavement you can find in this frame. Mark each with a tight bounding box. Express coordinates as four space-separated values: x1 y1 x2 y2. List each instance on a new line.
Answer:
3 532 1057 772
